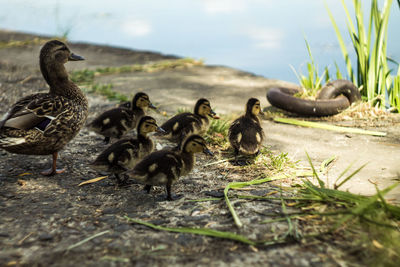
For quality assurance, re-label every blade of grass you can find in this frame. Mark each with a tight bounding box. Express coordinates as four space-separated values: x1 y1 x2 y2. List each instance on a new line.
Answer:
67 230 110 251
306 152 325 188
334 162 368 189
334 160 356 186
320 155 337 173
332 182 399 230
224 172 311 227
125 216 258 245
274 117 386 136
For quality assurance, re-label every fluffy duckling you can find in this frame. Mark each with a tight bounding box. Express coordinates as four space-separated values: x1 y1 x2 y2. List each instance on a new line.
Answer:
159 98 217 144
88 92 156 143
228 98 264 165
124 135 213 200
90 116 164 183
0 40 87 176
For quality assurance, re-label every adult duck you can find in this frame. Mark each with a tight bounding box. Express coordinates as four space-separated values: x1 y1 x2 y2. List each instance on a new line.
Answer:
0 40 87 175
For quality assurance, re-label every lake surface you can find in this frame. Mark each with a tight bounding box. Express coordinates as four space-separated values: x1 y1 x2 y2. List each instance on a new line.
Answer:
1 0 399 82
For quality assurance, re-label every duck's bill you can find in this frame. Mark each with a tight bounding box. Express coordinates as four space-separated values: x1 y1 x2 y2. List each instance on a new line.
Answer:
209 110 219 119
203 148 214 156
156 127 166 134
149 103 157 109
69 53 85 61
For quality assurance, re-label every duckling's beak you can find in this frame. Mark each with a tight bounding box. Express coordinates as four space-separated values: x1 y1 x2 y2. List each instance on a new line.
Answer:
149 102 157 109
203 148 214 156
69 53 85 61
258 109 265 116
156 127 166 134
209 110 219 119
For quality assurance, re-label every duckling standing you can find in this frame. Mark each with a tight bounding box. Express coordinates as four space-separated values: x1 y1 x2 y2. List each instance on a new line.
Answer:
88 92 156 143
228 98 264 165
0 40 87 176
158 98 217 144
90 116 164 183
124 135 213 200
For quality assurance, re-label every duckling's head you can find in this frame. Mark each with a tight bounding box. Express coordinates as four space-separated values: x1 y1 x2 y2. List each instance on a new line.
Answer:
194 98 216 118
182 135 213 156
246 98 264 117
132 92 156 111
137 116 165 136
40 40 84 86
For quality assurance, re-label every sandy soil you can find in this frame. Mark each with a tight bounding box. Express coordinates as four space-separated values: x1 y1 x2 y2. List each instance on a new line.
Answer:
1 30 399 266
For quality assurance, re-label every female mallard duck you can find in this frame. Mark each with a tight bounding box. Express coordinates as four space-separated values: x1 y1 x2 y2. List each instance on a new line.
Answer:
88 92 156 144
0 40 87 176
228 98 264 165
90 116 164 183
158 98 217 144
124 134 213 200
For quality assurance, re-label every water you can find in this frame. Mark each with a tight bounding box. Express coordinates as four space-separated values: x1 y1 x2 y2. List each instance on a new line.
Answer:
1 0 399 83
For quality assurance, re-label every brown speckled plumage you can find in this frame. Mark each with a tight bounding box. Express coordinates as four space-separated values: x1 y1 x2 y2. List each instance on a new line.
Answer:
0 40 87 175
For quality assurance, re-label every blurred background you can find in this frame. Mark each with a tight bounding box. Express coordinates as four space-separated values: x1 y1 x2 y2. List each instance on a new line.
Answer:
0 0 399 82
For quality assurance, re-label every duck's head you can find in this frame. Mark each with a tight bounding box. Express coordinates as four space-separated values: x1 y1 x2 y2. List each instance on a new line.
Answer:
182 135 213 156
246 98 264 117
137 116 165 136
194 98 217 118
132 92 156 111
40 40 84 85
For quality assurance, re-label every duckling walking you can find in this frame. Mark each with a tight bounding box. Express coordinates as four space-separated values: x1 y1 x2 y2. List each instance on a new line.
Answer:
124 135 213 200
159 98 217 144
88 92 156 143
0 40 87 176
90 116 164 183
228 98 264 165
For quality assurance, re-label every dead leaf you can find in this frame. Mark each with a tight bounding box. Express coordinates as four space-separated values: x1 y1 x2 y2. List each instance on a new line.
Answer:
372 240 384 249
78 176 108 186
18 172 31 177
17 179 26 186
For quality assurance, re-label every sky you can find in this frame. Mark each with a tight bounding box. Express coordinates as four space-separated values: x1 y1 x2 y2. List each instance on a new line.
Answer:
0 0 399 82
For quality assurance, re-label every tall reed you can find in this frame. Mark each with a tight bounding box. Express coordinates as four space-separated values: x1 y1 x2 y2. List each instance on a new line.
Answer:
326 0 400 111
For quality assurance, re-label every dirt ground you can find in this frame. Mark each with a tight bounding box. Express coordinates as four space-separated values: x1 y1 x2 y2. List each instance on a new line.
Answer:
1 30 399 266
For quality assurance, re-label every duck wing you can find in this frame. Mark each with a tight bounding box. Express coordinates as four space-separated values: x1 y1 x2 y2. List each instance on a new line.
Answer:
161 113 201 134
0 93 65 132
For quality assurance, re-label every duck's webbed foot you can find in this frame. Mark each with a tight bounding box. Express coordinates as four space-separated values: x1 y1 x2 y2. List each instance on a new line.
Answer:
165 182 183 201
41 152 65 176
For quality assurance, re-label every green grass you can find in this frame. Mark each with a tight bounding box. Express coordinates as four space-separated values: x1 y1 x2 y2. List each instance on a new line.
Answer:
258 147 297 172
291 39 329 97
71 58 202 102
325 0 400 111
71 58 203 85
274 117 387 136
205 116 231 147
81 83 129 102
0 37 67 49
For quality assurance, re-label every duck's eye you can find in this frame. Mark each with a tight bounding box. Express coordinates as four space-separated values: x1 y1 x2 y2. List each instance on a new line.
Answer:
57 46 68 51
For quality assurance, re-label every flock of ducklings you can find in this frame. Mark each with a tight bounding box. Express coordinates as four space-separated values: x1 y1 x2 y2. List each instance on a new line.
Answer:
0 40 264 201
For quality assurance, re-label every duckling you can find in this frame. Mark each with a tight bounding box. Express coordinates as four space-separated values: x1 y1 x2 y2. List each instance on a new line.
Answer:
124 134 213 200
0 40 87 176
88 92 156 143
228 98 264 165
90 116 164 183
158 98 217 144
